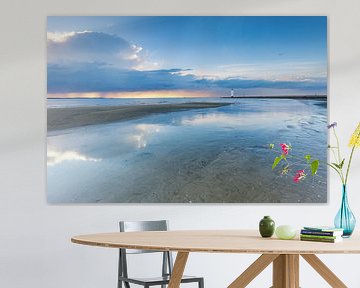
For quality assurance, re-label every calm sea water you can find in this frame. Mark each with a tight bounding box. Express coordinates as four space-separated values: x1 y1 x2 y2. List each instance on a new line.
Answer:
47 97 236 108
47 97 327 203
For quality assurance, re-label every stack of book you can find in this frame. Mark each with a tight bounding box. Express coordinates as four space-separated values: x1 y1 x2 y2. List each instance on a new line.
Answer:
300 226 344 243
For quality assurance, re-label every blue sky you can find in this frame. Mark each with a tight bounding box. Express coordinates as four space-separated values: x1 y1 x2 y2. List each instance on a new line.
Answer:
47 16 327 98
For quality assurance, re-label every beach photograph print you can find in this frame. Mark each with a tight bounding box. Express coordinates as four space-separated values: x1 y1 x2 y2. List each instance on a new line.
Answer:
47 16 328 203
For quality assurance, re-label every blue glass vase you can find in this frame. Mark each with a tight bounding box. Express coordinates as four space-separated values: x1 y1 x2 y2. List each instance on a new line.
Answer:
334 185 356 237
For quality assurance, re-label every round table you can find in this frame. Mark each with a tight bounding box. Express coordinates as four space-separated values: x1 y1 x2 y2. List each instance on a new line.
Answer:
72 230 360 288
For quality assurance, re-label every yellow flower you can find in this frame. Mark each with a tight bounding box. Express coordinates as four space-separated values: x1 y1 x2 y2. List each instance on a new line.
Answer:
349 122 360 147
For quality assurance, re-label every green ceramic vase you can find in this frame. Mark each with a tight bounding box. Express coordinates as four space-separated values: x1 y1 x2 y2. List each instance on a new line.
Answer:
259 216 275 238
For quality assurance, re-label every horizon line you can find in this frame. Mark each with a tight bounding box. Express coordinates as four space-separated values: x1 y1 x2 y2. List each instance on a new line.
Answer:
48 94 327 100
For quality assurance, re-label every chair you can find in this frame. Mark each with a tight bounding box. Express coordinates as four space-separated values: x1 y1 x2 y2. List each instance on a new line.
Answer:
118 220 204 288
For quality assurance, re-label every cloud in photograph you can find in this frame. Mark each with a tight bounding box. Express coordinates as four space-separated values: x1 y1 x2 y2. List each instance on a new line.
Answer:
48 61 326 95
48 64 199 93
47 31 143 69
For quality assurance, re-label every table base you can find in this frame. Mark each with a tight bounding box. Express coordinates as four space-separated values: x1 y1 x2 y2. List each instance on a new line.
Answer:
168 252 348 288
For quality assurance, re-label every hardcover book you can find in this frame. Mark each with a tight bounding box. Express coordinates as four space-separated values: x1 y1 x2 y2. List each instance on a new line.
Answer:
301 229 343 237
300 236 342 243
303 226 344 232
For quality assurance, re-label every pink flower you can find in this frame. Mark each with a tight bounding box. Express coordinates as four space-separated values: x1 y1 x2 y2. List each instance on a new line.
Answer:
280 143 290 155
293 169 306 183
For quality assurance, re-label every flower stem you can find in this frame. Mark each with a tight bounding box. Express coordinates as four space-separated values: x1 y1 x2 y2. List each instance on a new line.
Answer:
327 163 344 182
333 127 342 163
332 127 346 183
345 145 356 185
330 147 339 165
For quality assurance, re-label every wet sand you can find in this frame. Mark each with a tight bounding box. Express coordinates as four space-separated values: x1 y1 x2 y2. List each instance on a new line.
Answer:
47 102 230 131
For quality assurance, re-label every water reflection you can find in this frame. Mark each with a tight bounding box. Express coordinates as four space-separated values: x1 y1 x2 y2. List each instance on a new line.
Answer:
181 111 305 128
47 147 101 166
128 124 162 149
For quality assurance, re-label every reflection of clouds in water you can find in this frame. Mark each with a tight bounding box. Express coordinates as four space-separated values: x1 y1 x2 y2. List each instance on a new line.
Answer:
128 124 161 149
47 147 101 166
181 112 303 127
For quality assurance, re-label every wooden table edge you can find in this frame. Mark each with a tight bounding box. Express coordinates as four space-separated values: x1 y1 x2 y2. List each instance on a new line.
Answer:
71 237 360 254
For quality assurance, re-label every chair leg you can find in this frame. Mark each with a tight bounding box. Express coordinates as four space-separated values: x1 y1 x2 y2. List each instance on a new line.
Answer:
198 278 204 288
118 249 122 288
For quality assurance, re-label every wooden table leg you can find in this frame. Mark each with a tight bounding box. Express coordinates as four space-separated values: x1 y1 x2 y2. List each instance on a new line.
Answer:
168 252 189 288
228 254 279 288
272 254 299 288
301 254 347 288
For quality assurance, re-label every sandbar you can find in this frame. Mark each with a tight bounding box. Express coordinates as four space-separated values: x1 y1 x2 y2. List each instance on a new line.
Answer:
47 102 230 131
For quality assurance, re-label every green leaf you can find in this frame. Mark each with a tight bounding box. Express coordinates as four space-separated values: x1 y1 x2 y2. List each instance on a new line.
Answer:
332 162 341 169
339 158 345 169
304 155 311 163
269 143 275 149
272 156 282 170
328 163 341 173
311 160 319 175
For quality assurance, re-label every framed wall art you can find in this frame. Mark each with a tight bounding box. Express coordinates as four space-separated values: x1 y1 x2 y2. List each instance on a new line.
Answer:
47 16 327 203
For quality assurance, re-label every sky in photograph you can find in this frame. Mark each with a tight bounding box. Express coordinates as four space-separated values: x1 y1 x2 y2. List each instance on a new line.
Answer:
47 16 327 98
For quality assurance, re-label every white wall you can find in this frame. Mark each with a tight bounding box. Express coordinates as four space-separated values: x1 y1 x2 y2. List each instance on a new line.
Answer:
1 0 360 287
